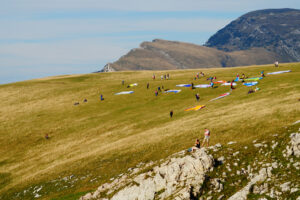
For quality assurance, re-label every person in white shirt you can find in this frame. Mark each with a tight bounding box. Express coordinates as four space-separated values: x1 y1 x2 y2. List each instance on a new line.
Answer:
202 128 210 147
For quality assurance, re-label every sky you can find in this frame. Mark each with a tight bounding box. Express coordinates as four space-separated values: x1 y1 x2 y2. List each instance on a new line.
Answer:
1 0 299 84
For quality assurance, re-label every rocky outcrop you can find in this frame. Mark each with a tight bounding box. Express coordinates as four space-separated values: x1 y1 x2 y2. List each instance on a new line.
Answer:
80 149 214 200
228 167 272 200
286 133 300 157
80 123 300 200
100 63 116 72
206 9 300 62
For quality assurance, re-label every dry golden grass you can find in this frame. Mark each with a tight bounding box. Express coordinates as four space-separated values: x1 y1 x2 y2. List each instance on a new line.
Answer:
0 63 299 199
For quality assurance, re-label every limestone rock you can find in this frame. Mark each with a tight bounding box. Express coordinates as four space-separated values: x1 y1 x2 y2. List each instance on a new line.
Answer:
280 182 291 192
287 133 300 157
228 168 271 200
80 149 214 200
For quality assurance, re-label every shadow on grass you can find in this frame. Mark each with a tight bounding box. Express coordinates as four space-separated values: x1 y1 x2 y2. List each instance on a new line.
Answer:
51 191 91 200
0 172 12 190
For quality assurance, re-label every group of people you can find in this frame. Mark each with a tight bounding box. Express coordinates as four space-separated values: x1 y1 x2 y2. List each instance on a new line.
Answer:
152 73 170 80
195 72 205 79
188 128 211 152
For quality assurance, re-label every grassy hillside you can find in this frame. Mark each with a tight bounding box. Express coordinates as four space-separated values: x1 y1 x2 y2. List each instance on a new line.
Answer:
0 63 299 199
108 39 280 71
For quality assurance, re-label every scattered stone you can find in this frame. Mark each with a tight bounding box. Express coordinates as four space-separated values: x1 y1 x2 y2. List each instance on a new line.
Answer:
290 187 299 193
253 182 268 194
215 143 222 148
217 156 225 162
254 143 263 148
271 142 278 149
228 141 237 145
280 182 291 192
293 120 300 124
233 151 239 156
228 168 270 200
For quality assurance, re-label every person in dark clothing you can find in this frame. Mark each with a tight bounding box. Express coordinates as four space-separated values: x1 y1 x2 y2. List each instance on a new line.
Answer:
83 99 87 102
45 134 49 140
170 110 173 118
162 85 164 90
155 90 158 96
230 80 235 90
147 83 149 89
248 89 254 94
195 93 200 101
100 94 104 101
158 86 161 92
122 80 124 85
188 139 201 152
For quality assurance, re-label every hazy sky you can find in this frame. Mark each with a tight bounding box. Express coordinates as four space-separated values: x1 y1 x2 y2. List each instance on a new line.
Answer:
1 0 299 84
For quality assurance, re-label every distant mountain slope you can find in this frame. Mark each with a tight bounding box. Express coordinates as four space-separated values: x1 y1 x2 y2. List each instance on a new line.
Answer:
102 39 279 71
101 8 300 72
205 8 300 62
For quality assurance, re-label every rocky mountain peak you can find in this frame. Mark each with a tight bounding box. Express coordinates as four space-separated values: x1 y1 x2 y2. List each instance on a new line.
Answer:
205 8 300 62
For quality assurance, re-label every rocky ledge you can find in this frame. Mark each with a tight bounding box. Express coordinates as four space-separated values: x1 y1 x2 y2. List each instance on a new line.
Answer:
80 149 214 200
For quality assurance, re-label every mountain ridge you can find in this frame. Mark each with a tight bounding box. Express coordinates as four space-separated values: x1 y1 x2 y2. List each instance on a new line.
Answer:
101 8 300 72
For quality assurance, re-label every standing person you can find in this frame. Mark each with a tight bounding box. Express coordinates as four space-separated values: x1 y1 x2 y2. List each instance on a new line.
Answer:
261 70 265 77
155 90 158 96
167 73 169 80
147 82 149 89
158 86 161 92
122 80 124 85
170 110 173 118
152 74 156 80
230 80 235 90
202 128 210 147
191 82 194 89
241 73 245 79
164 74 166 80
210 80 214 88
161 75 163 80
100 94 104 101
195 93 200 101
197 72 199 79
